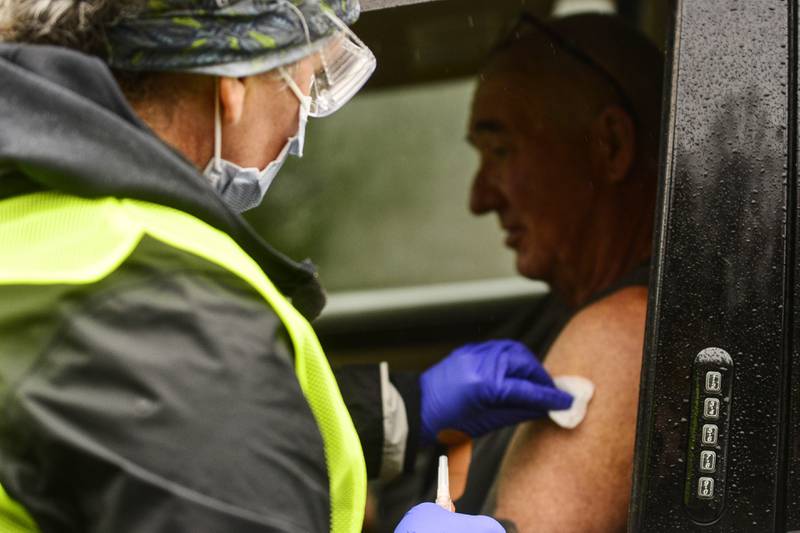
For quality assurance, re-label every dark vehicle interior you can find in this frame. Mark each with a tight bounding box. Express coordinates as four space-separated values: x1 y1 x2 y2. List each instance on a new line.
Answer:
247 0 800 531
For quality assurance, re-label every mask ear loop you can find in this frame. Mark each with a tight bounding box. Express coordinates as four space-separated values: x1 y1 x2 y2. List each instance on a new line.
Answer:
279 67 309 103
213 77 222 172
281 0 327 92
279 0 317 111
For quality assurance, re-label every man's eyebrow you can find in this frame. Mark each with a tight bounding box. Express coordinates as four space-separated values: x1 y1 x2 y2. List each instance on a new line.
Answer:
472 119 507 133
467 119 508 144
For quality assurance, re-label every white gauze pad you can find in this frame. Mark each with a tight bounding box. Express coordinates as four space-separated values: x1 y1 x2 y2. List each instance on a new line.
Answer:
548 375 595 429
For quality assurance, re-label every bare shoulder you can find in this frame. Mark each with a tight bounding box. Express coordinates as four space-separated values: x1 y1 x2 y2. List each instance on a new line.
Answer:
544 285 648 377
493 285 648 531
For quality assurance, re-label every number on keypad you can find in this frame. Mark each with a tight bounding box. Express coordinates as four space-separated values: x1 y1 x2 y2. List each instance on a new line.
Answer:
702 424 718 445
703 398 720 420
700 451 716 473
705 371 721 393
698 477 714 499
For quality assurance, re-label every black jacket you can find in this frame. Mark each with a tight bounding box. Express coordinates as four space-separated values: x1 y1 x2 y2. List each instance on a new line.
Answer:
0 43 418 532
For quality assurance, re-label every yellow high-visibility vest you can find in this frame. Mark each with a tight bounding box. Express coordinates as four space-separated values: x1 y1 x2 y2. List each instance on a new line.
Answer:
0 192 367 533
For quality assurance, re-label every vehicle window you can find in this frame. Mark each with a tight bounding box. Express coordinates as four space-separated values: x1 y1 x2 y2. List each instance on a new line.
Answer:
245 78 517 292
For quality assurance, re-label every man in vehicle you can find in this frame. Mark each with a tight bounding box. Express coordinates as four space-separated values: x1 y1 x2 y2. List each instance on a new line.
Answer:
459 12 663 531
0 1 573 532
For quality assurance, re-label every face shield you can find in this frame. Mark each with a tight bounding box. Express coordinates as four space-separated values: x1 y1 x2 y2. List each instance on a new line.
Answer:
308 11 376 117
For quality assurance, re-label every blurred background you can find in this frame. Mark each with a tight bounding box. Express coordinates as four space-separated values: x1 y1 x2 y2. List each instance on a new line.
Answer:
246 77 509 291
246 0 668 295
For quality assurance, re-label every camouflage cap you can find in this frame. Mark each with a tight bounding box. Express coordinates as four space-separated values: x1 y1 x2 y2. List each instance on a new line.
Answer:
107 0 360 77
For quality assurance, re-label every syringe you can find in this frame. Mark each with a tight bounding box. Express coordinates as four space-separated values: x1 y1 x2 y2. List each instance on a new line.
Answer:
435 455 455 512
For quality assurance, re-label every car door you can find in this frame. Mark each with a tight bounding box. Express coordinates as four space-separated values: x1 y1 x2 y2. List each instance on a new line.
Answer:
629 0 800 530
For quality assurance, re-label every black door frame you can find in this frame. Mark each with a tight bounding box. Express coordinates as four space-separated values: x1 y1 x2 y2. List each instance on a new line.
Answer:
630 0 797 530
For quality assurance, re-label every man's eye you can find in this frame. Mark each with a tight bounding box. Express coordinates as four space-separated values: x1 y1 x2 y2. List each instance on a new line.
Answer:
491 146 510 158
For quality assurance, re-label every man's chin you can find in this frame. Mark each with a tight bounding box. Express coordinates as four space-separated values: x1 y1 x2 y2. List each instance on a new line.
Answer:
514 254 550 281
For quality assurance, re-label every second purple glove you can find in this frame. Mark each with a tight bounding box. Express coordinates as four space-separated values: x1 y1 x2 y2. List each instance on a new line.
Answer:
420 340 573 444
395 503 505 533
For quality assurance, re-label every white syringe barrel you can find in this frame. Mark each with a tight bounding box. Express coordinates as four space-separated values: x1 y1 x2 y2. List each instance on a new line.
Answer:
435 455 454 511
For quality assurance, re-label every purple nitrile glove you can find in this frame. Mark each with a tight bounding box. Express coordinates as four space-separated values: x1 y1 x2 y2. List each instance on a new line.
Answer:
395 502 505 533
419 340 573 444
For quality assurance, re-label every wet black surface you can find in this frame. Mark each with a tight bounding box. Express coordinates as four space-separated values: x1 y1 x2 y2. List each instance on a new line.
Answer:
630 1 792 531
786 0 800 527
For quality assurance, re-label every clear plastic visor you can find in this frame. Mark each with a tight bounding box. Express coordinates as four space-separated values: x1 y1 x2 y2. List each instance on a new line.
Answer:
308 12 376 117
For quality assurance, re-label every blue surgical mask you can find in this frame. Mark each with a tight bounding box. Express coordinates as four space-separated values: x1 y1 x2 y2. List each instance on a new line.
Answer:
204 71 311 213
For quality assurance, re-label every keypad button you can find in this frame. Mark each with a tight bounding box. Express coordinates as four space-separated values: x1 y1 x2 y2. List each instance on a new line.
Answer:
705 371 722 393
700 450 716 473
703 398 720 420
698 477 714 499
702 424 718 445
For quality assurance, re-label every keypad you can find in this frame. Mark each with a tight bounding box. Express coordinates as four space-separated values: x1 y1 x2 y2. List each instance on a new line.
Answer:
684 348 733 523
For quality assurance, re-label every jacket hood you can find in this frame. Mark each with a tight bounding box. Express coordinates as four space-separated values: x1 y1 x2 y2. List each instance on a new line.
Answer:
0 43 325 319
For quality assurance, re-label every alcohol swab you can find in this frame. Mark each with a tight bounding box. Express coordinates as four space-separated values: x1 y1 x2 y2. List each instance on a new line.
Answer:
548 375 595 429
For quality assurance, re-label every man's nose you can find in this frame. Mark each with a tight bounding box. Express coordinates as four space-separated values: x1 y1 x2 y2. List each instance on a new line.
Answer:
469 167 503 215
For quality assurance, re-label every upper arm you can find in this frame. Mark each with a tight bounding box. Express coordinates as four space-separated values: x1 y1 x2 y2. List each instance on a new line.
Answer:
5 272 330 533
493 286 647 532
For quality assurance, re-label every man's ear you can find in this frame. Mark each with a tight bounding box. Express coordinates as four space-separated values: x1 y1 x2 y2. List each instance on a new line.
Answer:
589 105 636 185
218 76 247 126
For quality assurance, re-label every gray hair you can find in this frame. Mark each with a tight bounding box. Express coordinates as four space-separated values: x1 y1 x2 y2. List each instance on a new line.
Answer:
0 0 145 56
